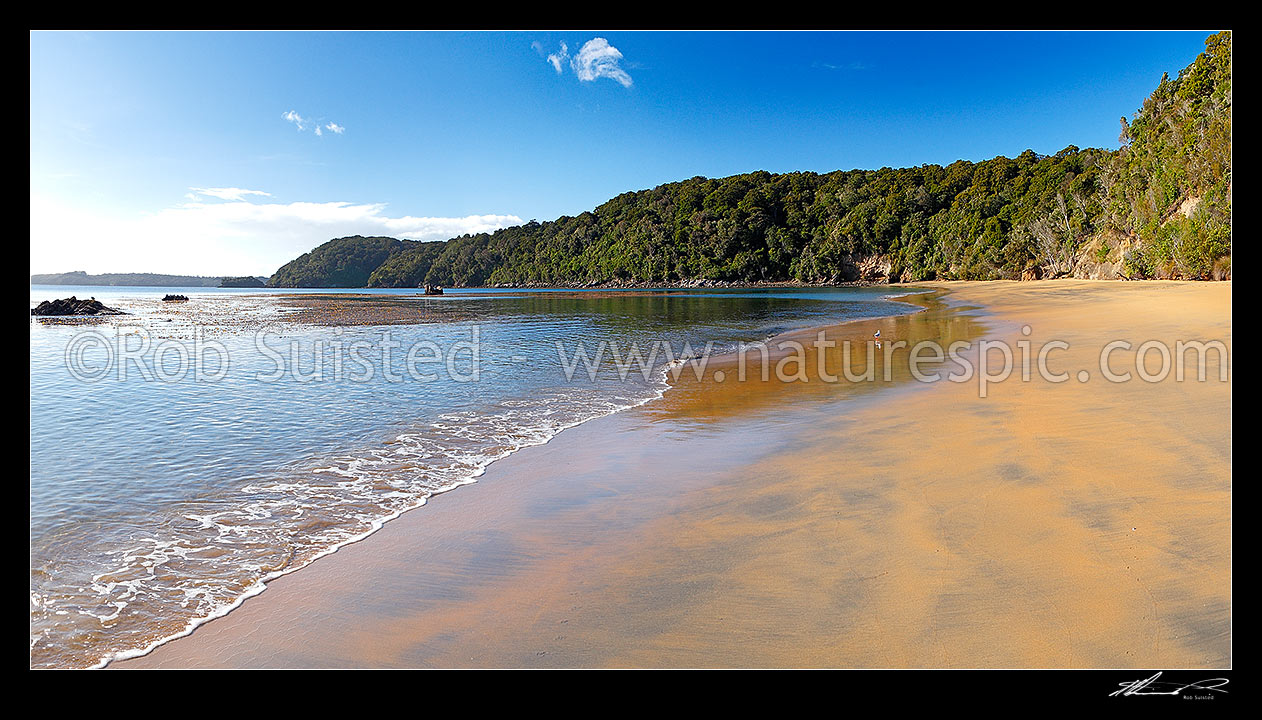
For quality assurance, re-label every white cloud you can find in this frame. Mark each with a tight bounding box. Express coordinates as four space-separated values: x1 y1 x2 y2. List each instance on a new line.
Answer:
30 192 522 277
571 38 632 88
282 110 345 136
282 110 308 131
538 38 632 88
547 42 568 74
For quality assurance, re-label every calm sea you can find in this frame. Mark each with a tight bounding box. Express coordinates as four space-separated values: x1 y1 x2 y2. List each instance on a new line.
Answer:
30 284 915 668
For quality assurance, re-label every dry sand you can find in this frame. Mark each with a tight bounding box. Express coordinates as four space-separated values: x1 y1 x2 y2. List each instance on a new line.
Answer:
117 280 1230 668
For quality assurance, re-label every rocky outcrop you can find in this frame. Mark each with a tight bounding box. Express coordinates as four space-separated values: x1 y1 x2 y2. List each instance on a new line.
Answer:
31 296 124 316
162 294 189 302
1069 231 1141 280
838 254 893 282
1173 195 1203 221
677 278 735 288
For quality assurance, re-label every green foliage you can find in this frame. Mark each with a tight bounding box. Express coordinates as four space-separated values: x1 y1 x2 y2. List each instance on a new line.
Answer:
366 240 448 287
1095 242 1111 264
362 150 1116 287
1104 31 1231 277
269 236 413 288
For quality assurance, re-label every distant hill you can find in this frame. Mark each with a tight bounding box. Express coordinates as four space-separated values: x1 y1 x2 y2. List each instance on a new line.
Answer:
266 33 1229 287
31 271 233 287
218 276 267 288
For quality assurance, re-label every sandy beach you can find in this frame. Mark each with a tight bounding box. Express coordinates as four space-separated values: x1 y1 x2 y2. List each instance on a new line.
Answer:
116 280 1231 668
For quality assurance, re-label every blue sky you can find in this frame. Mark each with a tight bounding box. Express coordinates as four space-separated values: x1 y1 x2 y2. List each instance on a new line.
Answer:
30 30 1215 276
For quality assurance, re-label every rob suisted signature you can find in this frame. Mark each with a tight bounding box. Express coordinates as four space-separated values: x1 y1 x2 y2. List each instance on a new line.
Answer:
1111 672 1229 698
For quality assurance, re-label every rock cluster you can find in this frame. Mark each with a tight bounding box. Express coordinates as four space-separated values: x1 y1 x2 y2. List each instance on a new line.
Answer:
31 296 124 316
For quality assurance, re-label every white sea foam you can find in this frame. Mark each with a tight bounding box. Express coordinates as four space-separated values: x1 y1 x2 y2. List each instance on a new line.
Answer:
57 365 674 669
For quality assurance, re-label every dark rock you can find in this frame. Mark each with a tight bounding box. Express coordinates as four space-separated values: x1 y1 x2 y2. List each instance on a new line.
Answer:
31 296 125 317
162 294 189 302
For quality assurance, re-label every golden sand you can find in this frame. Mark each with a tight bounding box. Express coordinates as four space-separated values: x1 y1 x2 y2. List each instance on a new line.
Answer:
117 280 1230 668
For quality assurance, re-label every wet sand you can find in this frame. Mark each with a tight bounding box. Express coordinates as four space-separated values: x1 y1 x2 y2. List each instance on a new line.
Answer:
117 280 1230 668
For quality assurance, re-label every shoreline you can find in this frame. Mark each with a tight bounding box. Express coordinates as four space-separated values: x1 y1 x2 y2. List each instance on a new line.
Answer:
112 280 1229 668
33 277 1235 293
91 289 925 668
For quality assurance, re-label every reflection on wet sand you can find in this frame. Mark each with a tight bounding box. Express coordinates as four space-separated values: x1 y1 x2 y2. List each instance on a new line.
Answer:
653 290 987 423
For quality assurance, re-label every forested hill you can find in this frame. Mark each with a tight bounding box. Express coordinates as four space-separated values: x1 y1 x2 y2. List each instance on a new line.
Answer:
269 31 1230 289
269 236 413 288
30 271 266 287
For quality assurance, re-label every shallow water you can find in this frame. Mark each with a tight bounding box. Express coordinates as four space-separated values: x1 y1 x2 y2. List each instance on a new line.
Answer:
29 284 916 668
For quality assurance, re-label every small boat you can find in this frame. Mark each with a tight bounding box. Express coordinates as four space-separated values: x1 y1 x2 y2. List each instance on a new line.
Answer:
423 285 444 295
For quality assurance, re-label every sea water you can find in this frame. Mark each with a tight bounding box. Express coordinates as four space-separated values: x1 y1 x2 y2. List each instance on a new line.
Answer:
29 285 914 668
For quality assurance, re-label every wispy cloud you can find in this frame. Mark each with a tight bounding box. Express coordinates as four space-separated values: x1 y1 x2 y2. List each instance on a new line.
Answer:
536 38 632 88
282 110 346 136
186 187 273 202
30 192 522 276
813 60 870 72
282 110 309 131
547 42 568 74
